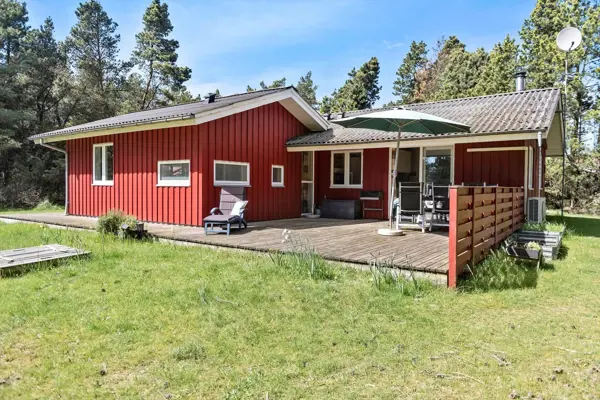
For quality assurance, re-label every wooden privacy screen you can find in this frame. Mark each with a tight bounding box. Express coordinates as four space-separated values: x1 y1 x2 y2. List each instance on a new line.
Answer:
448 186 525 287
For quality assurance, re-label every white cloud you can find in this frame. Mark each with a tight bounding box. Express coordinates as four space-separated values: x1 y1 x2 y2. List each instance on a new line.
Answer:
383 40 404 49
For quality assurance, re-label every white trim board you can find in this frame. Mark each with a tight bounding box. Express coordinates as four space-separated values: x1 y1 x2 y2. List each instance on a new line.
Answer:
286 132 543 152
466 146 528 152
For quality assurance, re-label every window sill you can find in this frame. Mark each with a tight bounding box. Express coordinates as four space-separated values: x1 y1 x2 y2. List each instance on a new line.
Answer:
157 182 191 187
214 183 251 187
330 185 363 189
92 182 114 186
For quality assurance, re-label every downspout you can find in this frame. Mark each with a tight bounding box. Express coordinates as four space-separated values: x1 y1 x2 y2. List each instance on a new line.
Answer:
537 131 543 197
39 139 68 215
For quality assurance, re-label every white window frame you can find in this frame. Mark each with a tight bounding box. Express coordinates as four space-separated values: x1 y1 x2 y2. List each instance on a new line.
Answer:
92 142 114 186
271 165 284 187
214 160 250 187
330 150 363 189
528 146 534 190
157 160 191 187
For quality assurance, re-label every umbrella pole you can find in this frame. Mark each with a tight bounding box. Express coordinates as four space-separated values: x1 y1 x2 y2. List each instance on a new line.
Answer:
389 127 402 229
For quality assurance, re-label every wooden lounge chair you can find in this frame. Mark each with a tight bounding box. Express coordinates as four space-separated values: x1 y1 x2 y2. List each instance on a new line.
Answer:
203 187 248 235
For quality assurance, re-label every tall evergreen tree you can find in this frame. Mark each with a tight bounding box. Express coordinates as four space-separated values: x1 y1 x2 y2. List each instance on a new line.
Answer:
520 0 600 210
0 0 28 64
325 57 382 112
473 35 519 96
436 47 489 99
132 0 191 110
0 0 29 155
417 36 465 101
392 41 428 103
65 0 129 120
296 71 318 109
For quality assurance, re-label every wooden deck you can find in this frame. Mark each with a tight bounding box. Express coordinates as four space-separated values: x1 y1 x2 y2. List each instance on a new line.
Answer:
0 213 449 276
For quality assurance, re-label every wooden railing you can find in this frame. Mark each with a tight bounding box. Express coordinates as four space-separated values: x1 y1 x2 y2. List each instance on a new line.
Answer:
448 186 525 287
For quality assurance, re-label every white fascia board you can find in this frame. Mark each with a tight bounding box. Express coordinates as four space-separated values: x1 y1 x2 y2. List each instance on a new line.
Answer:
286 132 542 152
195 88 329 131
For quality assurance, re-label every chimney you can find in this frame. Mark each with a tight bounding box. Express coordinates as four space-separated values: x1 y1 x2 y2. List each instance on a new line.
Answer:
515 69 526 91
205 93 216 103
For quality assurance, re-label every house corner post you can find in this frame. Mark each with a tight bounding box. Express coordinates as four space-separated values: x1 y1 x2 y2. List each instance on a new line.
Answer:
448 186 458 288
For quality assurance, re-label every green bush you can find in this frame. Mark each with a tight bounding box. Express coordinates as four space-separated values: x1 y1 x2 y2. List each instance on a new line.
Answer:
33 199 61 211
96 209 138 236
460 250 538 292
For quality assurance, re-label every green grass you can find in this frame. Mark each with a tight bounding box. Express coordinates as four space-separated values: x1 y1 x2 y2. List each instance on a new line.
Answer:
0 200 63 214
0 214 599 398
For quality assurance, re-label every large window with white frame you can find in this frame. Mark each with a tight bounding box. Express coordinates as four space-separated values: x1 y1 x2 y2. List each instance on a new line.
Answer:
93 143 113 185
214 160 250 186
528 146 534 189
158 160 190 187
330 150 362 188
271 165 284 187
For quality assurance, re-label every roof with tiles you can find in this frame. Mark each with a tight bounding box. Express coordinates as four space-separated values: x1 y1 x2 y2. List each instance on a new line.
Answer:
286 88 561 147
30 87 292 140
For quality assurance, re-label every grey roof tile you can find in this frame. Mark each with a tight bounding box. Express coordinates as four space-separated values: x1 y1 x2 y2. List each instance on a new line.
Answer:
30 87 291 140
287 88 561 147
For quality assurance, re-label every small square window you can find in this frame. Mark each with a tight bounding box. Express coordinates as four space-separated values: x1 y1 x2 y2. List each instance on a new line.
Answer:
158 160 190 187
272 165 284 187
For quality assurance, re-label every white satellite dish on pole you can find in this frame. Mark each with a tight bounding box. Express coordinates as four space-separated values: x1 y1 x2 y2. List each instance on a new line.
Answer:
556 26 582 221
556 27 582 52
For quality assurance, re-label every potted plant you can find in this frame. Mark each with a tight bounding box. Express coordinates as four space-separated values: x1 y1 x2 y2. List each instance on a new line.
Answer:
517 221 565 260
504 237 543 268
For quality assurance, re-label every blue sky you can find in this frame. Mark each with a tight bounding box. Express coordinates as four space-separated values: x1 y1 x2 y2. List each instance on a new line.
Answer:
27 0 535 106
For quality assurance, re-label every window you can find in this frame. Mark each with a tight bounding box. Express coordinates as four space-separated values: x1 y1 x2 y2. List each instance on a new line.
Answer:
93 143 113 185
330 151 362 188
528 146 534 189
214 160 250 186
158 160 190 187
424 148 452 185
271 165 284 187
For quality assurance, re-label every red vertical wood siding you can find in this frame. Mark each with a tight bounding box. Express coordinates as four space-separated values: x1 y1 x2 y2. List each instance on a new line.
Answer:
454 139 546 197
200 102 305 222
314 148 390 219
66 102 306 225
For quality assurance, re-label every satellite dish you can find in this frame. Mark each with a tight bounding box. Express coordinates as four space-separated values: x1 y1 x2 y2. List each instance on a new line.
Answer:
556 27 582 52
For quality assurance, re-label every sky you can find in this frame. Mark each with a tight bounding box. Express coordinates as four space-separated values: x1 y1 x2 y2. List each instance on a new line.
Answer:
26 0 536 106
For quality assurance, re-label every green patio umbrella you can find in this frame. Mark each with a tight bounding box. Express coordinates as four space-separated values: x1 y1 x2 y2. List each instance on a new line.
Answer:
335 108 470 234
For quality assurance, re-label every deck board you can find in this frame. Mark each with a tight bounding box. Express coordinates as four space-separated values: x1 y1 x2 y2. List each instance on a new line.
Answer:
0 244 89 269
0 213 449 275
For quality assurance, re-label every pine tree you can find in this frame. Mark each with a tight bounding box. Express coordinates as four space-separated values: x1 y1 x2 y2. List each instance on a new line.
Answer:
326 57 382 112
132 0 192 110
392 41 428 103
0 0 28 64
473 35 519 96
436 47 488 99
296 71 318 109
21 18 69 133
417 36 465 101
0 0 29 154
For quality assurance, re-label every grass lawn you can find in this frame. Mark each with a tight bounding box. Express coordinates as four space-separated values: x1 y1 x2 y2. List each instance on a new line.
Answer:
0 215 599 399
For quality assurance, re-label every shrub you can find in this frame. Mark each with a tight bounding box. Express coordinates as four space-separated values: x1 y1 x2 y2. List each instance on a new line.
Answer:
522 221 566 233
33 199 60 211
461 250 538 292
97 209 139 237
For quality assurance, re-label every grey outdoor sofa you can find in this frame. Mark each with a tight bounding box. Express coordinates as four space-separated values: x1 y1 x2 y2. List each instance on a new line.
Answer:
203 187 248 235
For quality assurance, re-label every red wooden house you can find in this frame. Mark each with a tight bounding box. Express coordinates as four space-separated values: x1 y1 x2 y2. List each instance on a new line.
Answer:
31 85 564 225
